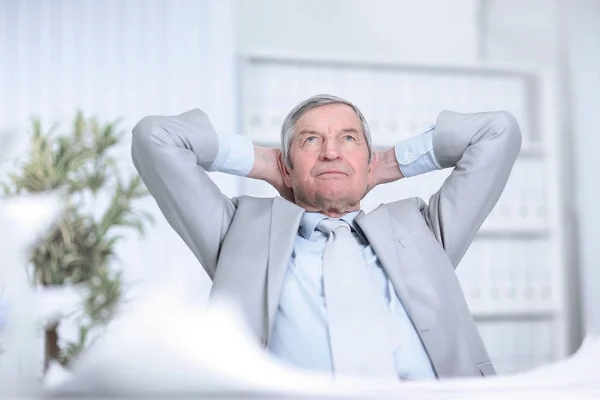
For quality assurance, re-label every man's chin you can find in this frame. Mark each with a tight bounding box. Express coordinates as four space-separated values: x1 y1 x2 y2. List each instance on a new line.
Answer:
312 192 360 213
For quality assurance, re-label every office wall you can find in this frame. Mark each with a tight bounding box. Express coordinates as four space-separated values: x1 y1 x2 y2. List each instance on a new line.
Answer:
480 0 600 340
479 0 562 65
0 0 238 301
477 0 584 352
563 0 600 335
235 0 480 63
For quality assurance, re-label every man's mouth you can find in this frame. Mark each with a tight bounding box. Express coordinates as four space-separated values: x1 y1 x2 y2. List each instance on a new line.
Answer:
317 171 347 177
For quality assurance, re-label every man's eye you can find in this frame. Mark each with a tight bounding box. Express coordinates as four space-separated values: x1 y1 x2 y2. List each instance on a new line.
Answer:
306 137 317 143
344 135 355 142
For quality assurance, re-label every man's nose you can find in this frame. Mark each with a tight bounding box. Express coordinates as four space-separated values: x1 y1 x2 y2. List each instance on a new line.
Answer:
319 140 341 161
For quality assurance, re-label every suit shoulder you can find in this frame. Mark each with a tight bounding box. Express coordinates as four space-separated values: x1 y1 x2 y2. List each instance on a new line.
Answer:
376 197 431 238
383 197 427 215
233 195 275 209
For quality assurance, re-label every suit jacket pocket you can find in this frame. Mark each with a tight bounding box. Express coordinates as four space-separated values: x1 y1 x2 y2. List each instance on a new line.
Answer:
476 361 496 377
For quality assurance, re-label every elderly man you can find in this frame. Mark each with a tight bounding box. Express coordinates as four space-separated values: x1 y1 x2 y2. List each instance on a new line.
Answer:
131 94 521 380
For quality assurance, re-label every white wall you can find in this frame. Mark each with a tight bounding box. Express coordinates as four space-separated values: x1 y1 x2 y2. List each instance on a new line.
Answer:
235 0 480 63
0 0 238 301
479 0 562 65
477 0 585 351
563 0 600 335
480 0 600 338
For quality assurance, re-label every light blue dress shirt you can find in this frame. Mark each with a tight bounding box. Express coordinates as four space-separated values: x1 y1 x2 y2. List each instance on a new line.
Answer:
211 125 441 380
268 211 438 380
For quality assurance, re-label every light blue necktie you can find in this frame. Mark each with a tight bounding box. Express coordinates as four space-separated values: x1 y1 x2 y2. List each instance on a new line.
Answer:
317 219 397 378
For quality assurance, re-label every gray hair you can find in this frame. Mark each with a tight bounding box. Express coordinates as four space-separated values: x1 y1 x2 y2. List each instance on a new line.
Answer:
280 94 373 168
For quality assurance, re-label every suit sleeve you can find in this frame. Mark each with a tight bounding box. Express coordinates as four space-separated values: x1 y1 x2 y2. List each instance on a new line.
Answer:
131 108 237 279
422 110 522 268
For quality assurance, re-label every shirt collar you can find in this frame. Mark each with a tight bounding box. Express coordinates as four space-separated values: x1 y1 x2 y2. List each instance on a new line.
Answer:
299 211 366 242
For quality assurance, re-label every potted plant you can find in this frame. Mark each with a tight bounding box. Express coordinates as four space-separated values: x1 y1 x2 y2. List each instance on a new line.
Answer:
1 112 152 370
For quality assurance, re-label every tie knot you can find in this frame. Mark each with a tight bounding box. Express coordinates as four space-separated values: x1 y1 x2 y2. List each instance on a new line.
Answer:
316 218 351 235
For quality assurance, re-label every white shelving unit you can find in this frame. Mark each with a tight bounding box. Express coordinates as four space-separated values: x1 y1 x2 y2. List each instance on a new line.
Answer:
236 53 569 375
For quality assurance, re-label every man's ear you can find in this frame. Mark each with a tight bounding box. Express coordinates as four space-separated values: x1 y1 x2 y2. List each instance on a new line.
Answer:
277 153 293 188
367 152 376 176
366 152 378 193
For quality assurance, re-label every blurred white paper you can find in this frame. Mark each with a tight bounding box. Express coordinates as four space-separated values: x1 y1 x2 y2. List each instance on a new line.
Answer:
44 234 600 399
46 281 600 399
45 293 344 397
0 191 65 397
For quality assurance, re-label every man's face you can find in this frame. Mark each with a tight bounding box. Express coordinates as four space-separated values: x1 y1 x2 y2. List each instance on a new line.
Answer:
282 103 373 216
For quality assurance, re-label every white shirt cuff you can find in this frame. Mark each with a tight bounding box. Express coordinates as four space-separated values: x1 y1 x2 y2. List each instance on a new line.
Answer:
395 125 441 178
208 132 254 176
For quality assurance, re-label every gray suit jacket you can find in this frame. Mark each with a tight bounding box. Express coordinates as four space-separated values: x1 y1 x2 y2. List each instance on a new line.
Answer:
131 108 522 379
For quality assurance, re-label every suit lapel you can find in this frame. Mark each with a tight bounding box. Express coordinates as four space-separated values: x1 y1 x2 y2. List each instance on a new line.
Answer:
266 197 304 342
355 206 415 320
